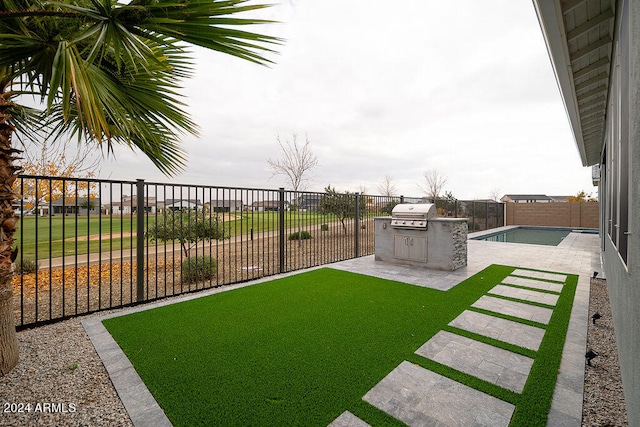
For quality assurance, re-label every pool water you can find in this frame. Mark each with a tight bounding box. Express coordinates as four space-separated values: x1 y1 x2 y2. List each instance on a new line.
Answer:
473 227 572 246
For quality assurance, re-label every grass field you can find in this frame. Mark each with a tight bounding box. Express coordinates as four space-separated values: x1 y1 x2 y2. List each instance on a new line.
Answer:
15 215 138 260
103 266 577 426
15 211 346 260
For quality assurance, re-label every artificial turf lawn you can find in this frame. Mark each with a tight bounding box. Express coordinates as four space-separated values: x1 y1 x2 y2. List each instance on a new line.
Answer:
103 265 577 426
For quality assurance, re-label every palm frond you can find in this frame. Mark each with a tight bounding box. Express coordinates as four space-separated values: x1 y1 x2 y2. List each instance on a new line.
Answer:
1 0 280 176
56 0 282 66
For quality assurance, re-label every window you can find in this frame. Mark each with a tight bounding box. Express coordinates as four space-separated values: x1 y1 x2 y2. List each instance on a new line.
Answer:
605 0 630 265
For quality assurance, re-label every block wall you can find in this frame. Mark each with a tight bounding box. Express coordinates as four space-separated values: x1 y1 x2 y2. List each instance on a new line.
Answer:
505 202 599 228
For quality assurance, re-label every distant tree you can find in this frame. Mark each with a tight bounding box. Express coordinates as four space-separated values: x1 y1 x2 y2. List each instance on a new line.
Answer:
17 140 100 210
442 191 457 216
380 201 400 215
267 133 319 192
568 191 597 202
418 169 448 202
489 188 502 202
378 175 399 197
79 198 96 211
320 185 365 233
21 139 101 177
268 133 319 240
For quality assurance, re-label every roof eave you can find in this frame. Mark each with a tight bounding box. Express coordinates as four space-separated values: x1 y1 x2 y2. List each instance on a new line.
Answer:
533 0 591 167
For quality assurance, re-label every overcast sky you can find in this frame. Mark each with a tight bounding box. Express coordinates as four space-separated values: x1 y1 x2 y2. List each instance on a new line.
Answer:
94 0 595 200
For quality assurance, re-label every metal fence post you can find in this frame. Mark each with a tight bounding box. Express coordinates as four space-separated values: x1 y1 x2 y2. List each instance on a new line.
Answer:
354 193 360 258
485 201 489 230
136 179 145 302
472 201 476 232
279 188 285 273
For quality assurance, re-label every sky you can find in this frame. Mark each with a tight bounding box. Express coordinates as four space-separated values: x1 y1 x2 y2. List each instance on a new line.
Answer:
50 1 597 200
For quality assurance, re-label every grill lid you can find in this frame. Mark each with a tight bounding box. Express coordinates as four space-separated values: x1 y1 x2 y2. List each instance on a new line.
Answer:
391 203 436 228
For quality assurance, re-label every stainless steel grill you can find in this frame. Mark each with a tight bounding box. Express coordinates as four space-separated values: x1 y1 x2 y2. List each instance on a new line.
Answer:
390 203 437 229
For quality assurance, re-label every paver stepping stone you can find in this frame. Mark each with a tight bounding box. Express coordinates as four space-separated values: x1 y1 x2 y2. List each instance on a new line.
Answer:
449 310 546 351
511 269 567 283
472 295 553 324
328 411 370 427
415 331 534 393
489 284 560 306
363 361 515 426
502 276 563 293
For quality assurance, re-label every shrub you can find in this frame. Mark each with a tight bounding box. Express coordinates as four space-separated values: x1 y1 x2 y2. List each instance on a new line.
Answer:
288 231 312 240
320 224 329 231
15 258 38 274
380 201 400 215
181 255 217 284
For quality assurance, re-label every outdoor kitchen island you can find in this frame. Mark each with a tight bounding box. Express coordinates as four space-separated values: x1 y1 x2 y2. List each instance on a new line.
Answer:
374 204 468 271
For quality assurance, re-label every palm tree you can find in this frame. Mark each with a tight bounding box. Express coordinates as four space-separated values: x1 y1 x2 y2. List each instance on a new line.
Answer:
0 0 279 376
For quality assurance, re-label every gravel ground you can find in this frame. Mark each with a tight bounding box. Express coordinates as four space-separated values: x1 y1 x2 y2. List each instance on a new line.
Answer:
582 278 628 426
13 222 374 327
0 313 132 426
0 276 630 426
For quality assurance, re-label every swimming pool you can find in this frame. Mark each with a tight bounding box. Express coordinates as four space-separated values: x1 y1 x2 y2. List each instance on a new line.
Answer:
471 226 597 246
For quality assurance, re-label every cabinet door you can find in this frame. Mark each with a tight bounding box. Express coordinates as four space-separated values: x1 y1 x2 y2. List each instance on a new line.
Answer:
407 236 427 261
394 235 410 259
393 235 427 262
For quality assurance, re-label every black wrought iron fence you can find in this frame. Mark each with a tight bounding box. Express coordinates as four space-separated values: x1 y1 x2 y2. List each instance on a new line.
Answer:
13 175 503 329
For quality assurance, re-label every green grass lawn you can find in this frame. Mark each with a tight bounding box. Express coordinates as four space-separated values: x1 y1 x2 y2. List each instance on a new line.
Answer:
103 266 577 426
15 211 347 260
16 215 138 259
224 211 341 237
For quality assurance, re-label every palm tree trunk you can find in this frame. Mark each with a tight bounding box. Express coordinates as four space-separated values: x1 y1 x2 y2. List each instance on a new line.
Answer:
0 91 20 376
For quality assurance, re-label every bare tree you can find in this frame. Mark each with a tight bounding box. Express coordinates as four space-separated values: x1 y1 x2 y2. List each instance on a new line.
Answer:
21 139 101 178
489 188 502 202
267 133 319 192
16 140 102 211
268 133 318 241
378 175 398 197
418 169 448 202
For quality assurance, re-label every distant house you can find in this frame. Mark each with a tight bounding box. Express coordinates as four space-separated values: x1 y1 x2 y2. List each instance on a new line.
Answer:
206 199 243 213
501 194 553 203
13 199 34 216
110 195 157 214
292 195 322 211
501 194 574 203
162 199 203 211
37 197 101 216
548 195 570 203
250 200 287 212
